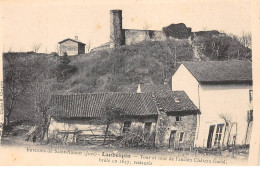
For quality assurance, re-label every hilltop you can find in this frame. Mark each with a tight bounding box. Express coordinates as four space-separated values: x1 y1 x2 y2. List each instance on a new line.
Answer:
53 35 251 94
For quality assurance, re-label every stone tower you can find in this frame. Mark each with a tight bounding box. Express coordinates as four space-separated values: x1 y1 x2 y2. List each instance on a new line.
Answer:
110 10 124 48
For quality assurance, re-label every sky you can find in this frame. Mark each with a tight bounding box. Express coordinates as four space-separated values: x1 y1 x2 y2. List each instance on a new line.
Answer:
0 0 251 53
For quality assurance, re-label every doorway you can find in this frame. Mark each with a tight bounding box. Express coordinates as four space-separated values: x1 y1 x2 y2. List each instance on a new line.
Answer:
169 130 177 148
207 125 215 148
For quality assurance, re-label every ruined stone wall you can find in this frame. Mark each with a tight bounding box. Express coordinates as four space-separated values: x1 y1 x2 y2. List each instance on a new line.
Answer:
90 42 110 53
60 40 78 56
124 29 166 45
155 111 197 149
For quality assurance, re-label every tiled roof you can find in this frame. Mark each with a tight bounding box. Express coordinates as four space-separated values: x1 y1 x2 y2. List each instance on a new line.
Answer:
109 93 158 116
155 91 198 113
51 91 199 118
183 60 252 84
140 84 171 93
58 38 86 45
119 84 171 94
51 93 109 118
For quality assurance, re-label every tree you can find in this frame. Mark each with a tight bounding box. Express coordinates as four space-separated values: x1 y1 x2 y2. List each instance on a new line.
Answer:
219 113 232 147
3 53 31 126
202 27 207 31
59 52 70 65
26 55 57 140
239 32 251 49
244 110 253 145
86 40 92 53
55 52 77 81
143 22 151 41
101 98 124 145
32 43 42 53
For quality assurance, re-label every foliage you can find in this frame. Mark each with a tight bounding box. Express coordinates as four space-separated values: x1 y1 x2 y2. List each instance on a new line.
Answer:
117 126 156 148
193 35 251 61
3 52 58 141
3 53 36 126
56 52 78 81
101 98 124 145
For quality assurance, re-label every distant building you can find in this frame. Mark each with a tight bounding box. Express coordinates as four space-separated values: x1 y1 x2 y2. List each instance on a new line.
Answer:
172 60 253 148
58 36 86 56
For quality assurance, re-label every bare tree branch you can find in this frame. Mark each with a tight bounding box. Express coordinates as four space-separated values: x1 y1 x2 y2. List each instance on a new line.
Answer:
32 43 42 53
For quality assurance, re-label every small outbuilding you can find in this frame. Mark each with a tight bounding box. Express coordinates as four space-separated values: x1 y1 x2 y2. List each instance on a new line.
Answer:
58 36 86 56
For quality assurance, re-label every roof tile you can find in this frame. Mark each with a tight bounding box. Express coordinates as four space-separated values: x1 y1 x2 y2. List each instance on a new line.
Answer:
51 91 199 118
183 60 252 84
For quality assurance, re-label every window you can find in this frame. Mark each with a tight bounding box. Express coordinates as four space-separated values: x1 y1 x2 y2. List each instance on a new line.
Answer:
249 90 253 103
176 116 182 122
214 124 224 146
247 110 253 122
179 132 184 142
122 121 131 133
144 122 152 134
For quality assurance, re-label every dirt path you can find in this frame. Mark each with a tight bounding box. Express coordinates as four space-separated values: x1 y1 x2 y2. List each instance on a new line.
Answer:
188 34 208 61
192 45 202 61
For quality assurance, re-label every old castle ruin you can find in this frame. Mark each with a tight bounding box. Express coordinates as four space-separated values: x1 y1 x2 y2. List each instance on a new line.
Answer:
91 9 221 52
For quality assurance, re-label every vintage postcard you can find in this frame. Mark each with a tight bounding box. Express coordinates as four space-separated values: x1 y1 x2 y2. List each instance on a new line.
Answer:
0 0 259 166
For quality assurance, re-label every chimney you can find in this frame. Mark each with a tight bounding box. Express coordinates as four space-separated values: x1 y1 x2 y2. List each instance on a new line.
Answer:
164 79 168 85
137 84 141 93
75 36 78 41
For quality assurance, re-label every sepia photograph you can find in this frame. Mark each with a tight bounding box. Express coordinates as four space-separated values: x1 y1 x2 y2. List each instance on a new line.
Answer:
0 0 259 166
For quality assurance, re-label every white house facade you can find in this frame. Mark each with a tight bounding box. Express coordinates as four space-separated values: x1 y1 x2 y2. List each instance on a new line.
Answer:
172 60 253 148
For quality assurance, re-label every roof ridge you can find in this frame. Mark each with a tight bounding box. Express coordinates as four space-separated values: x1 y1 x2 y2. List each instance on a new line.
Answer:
181 60 252 84
58 38 86 45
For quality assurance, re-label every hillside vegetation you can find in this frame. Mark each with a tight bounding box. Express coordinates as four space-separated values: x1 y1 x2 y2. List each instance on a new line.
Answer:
3 35 251 124
56 39 194 94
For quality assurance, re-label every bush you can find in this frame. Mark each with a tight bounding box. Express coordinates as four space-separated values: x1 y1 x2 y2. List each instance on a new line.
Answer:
117 126 155 149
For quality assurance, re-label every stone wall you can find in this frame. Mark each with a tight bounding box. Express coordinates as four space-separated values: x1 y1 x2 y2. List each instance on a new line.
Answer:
124 29 166 45
90 42 110 52
60 40 78 56
155 111 197 149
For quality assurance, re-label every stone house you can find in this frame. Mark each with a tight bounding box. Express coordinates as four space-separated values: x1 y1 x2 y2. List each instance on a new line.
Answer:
58 36 86 56
172 60 253 148
49 90 199 149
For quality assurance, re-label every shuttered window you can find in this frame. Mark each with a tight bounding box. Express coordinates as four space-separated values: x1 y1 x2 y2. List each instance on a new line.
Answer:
214 124 224 146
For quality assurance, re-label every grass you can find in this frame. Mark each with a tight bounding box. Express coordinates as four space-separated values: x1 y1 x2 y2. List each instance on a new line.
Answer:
53 39 194 94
